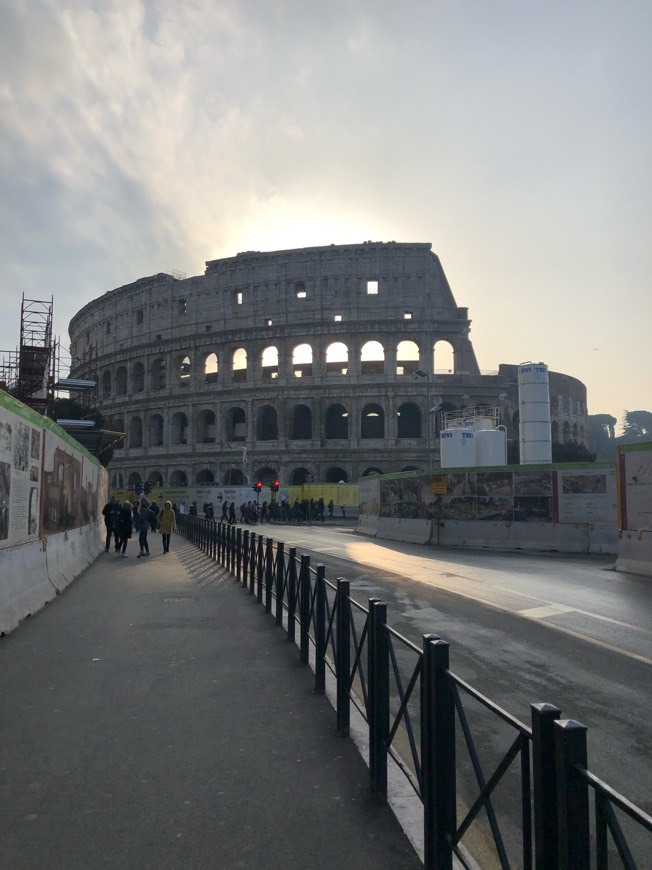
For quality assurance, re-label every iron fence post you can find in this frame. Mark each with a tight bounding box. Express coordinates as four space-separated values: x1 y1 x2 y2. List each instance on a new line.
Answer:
242 529 249 587
275 542 285 626
256 535 264 602
531 703 562 870
287 547 297 643
422 636 454 870
249 532 256 594
314 565 326 693
299 554 311 664
554 719 590 870
369 599 389 801
230 525 237 574
265 538 274 613
236 527 242 582
336 578 351 737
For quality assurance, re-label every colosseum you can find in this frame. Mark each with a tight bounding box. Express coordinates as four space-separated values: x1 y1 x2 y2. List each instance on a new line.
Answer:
67 241 588 490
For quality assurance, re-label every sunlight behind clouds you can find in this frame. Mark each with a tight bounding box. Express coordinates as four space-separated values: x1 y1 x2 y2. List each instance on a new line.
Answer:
0 0 650 419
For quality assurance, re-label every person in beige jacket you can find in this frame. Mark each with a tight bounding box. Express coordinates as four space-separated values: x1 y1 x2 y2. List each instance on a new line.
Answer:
157 501 176 554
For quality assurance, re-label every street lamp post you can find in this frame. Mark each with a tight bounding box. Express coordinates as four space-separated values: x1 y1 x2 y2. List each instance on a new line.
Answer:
307 472 313 526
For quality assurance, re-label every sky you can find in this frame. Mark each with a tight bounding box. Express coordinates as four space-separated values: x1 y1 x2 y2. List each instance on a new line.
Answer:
1 0 650 427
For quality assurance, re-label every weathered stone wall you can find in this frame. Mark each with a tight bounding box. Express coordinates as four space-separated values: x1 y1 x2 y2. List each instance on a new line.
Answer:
67 242 587 489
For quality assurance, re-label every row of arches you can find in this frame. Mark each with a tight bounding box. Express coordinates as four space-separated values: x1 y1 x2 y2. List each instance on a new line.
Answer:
112 401 433 448
109 464 405 490
99 340 456 397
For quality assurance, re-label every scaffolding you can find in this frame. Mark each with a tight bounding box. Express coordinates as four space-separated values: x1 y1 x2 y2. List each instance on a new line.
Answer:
0 295 58 416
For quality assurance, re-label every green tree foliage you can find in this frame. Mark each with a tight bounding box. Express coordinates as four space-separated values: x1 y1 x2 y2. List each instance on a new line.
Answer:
552 441 596 463
621 410 652 443
587 414 617 460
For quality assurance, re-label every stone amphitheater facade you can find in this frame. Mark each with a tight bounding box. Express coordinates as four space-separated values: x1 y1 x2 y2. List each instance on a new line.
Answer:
67 242 588 489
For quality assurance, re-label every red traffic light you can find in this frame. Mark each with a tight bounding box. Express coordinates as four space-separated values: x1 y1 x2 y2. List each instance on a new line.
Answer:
271 480 279 492
255 481 262 492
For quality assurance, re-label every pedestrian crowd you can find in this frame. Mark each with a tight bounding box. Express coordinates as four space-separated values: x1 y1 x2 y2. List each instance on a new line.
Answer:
101 495 177 558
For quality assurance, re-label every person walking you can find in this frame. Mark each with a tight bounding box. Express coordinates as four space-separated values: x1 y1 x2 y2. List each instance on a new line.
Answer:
116 500 134 557
101 495 120 552
134 498 151 558
157 500 176 553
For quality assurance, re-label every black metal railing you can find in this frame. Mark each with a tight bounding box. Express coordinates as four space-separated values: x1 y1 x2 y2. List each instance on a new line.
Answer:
176 514 652 870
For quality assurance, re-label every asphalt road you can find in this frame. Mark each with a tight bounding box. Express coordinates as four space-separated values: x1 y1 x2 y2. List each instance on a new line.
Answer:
270 523 652 863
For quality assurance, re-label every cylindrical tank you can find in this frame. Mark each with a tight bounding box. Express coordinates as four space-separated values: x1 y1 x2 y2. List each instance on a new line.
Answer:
475 427 507 466
518 362 552 464
440 429 475 468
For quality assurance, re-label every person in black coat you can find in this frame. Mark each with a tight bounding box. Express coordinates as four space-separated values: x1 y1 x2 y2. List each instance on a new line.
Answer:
101 496 120 552
116 501 134 557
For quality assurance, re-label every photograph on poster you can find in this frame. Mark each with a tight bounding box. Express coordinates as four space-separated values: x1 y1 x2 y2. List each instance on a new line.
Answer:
30 465 39 482
43 442 82 533
476 472 514 496
0 420 11 453
0 460 9 540
443 496 477 521
28 486 38 535
80 460 99 524
30 428 41 461
513 496 553 522
14 422 29 472
476 496 515 521
562 474 607 495
514 472 553 497
380 478 420 518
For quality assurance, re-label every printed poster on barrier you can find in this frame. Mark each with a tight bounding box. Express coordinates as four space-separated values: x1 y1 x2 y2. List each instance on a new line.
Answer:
558 468 616 524
0 403 43 549
42 429 84 533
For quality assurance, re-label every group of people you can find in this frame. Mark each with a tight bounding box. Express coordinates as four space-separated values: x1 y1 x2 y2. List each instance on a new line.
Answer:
101 496 176 558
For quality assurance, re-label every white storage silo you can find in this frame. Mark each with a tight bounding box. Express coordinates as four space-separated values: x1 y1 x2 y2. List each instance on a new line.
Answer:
475 427 507 466
518 362 552 464
440 428 475 468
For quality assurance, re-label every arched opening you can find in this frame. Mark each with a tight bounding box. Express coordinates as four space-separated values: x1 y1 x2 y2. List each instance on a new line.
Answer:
102 370 111 398
256 405 278 441
224 468 245 485
572 423 578 442
129 416 143 448
361 340 384 375
396 340 419 376
147 471 164 486
113 417 125 449
361 403 385 439
171 412 188 445
326 341 348 375
204 352 218 384
132 362 145 393
176 354 191 386
115 367 127 395
293 343 313 378
361 467 383 477
292 467 312 485
196 409 216 443
261 346 279 380
196 469 215 484
325 404 349 439
151 358 167 390
254 466 277 485
434 340 455 374
397 402 421 438
148 414 164 447
169 470 188 486
110 472 124 489
326 467 348 483
128 472 142 489
563 421 571 443
232 348 247 382
226 407 247 442
551 421 559 444
291 405 312 440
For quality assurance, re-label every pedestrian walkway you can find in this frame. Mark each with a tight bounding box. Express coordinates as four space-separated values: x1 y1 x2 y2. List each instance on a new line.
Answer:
0 536 421 869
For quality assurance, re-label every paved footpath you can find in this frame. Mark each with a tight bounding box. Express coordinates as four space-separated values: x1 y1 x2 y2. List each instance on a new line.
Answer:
0 535 421 870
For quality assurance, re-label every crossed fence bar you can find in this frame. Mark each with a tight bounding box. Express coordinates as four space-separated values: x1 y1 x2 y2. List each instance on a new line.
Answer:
177 514 652 869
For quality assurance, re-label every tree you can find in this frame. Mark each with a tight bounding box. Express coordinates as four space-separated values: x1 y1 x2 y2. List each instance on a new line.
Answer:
552 441 596 463
587 414 617 460
621 410 652 443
